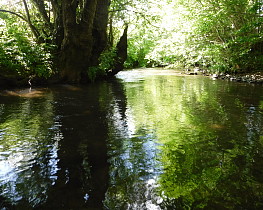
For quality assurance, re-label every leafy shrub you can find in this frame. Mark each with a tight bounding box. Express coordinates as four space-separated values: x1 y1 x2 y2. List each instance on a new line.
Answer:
99 48 117 71
0 14 55 79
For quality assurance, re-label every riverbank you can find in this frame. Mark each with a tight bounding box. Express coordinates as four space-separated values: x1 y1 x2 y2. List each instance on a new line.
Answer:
208 72 263 84
182 68 263 84
1 68 263 89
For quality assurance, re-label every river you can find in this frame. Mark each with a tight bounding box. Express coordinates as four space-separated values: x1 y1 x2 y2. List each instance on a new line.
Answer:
0 69 263 209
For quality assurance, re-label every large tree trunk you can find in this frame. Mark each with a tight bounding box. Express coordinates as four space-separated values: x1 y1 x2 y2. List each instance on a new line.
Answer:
89 0 110 67
58 0 98 82
50 0 64 48
1 0 111 83
57 0 109 82
29 0 110 82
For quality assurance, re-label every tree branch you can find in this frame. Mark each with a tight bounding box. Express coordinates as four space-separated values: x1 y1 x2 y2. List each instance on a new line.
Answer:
22 0 43 42
0 9 27 22
31 0 52 27
109 8 160 29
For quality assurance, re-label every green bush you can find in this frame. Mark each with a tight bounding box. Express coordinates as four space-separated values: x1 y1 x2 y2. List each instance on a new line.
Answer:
0 14 55 79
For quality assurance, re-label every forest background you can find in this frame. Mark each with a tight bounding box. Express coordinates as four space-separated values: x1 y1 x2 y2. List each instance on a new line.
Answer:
0 0 262 85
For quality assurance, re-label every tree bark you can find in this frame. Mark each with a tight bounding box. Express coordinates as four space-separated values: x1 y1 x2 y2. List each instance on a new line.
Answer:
50 0 64 48
89 0 110 67
2 0 111 82
107 25 128 77
59 0 98 82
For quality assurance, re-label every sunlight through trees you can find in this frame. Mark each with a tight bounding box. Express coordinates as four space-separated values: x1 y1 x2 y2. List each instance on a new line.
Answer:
0 0 262 85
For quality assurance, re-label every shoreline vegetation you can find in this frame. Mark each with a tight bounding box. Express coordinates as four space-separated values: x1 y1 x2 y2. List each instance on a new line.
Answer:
0 0 262 88
124 67 263 84
182 67 263 84
0 67 263 89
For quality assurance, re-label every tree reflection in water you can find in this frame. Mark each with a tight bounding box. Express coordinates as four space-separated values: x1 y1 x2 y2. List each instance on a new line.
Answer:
114 71 263 209
0 91 61 208
0 84 113 209
0 70 263 209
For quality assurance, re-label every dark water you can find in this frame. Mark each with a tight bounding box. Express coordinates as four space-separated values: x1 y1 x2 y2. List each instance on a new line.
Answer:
0 69 263 209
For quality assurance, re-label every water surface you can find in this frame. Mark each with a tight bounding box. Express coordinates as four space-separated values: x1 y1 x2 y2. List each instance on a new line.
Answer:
0 69 263 209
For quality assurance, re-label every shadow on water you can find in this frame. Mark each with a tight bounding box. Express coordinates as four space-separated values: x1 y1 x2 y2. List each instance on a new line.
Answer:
0 69 263 209
39 81 128 209
38 86 105 209
0 79 127 209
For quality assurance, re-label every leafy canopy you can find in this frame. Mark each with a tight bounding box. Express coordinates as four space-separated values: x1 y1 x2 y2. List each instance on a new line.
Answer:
0 0 262 80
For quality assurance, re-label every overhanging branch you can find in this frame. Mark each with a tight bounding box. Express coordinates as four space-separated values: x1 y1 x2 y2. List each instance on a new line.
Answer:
0 7 43 43
0 9 27 22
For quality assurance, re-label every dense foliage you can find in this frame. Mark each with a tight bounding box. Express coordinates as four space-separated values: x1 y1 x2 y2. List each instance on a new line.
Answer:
0 7 54 80
0 0 110 83
124 0 263 73
0 0 262 85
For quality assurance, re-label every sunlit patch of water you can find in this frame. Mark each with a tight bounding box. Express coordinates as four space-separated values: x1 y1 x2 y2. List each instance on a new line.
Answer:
0 70 263 208
0 91 64 207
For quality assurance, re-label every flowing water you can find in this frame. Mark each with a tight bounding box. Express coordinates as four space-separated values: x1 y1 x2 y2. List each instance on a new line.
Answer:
0 69 263 209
